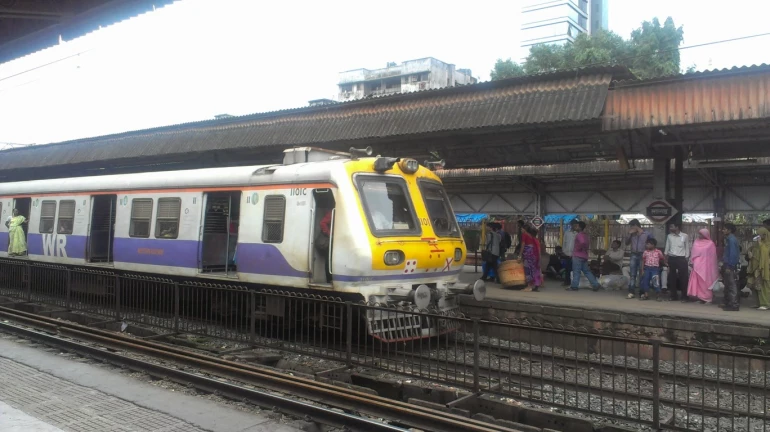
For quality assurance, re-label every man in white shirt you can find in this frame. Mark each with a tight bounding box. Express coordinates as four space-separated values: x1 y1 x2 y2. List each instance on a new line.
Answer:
561 220 578 286
664 222 691 302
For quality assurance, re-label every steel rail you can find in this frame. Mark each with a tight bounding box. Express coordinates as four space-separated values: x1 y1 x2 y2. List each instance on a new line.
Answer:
471 339 770 397
0 308 518 432
1 305 762 421
0 320 409 432
2 306 762 425
385 343 767 421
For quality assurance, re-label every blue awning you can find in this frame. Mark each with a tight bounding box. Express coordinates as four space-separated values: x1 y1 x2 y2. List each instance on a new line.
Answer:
455 213 487 224
543 214 595 224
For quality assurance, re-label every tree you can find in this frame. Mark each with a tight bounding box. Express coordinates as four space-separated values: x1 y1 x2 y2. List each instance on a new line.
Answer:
523 43 572 74
628 17 684 79
490 17 686 81
490 58 525 80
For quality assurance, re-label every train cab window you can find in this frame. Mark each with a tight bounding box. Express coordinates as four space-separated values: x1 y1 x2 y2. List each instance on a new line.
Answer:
262 195 286 243
129 199 153 238
356 176 419 237
418 181 460 237
155 198 181 239
39 201 57 234
57 200 76 235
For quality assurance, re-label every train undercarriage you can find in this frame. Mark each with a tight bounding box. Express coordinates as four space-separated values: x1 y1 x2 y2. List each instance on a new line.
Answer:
0 259 484 343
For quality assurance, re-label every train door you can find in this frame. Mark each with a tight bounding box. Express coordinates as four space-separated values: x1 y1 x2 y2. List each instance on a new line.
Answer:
309 189 335 285
200 191 240 276
87 195 117 263
12 197 31 241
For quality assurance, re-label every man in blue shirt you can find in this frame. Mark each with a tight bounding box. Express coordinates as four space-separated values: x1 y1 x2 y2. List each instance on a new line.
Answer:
720 223 741 311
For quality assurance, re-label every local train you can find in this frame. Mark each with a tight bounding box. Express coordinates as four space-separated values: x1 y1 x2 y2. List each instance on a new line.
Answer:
0 147 484 341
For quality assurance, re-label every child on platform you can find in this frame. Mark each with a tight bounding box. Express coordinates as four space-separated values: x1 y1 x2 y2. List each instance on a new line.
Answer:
628 238 667 301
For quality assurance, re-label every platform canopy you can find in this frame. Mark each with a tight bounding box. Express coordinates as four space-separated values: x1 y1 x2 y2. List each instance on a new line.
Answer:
0 0 176 64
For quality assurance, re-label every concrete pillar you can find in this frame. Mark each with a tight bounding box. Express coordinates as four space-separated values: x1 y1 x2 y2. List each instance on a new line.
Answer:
651 158 669 245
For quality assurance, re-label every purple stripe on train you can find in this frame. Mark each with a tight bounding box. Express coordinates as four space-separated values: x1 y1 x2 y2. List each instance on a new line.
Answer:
0 232 7 252
235 243 308 278
114 237 199 268
14 233 459 283
28 233 87 259
112 238 308 278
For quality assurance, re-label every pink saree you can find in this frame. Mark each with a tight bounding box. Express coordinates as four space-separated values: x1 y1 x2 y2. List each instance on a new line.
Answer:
687 229 719 302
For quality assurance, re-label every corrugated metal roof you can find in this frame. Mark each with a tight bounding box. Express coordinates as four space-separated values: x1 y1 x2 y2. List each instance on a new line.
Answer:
612 64 770 86
603 64 770 130
0 1 178 64
0 67 622 171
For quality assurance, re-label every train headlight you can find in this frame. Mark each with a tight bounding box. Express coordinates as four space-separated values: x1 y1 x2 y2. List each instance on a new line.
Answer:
454 248 463 262
384 250 405 266
398 158 419 174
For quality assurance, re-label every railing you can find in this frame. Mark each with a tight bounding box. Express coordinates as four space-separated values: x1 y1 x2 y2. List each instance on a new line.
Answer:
1 258 769 431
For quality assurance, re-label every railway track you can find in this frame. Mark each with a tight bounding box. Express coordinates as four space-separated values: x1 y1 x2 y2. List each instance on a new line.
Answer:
3 302 769 431
0 306 519 432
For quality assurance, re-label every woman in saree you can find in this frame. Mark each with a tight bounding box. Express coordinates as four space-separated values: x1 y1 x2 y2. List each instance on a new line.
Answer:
7 209 27 256
520 224 542 292
751 228 770 310
687 228 719 304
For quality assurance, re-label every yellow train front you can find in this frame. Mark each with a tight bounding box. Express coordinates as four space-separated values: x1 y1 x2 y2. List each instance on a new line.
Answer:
331 152 485 342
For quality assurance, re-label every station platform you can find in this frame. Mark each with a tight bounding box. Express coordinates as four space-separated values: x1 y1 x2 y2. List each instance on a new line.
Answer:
0 337 299 432
457 267 770 344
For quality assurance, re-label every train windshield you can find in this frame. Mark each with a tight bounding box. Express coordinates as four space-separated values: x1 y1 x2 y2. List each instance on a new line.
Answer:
418 180 460 237
357 176 420 236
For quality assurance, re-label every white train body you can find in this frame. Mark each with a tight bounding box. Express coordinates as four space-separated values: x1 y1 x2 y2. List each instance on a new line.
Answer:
0 149 481 340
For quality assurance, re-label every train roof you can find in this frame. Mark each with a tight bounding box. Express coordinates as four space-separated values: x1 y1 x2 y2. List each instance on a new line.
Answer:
0 160 343 196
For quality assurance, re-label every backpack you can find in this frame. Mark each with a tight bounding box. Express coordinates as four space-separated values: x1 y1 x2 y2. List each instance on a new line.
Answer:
501 231 512 250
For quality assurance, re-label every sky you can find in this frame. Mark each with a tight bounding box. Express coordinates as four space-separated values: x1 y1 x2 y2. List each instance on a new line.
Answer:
0 0 769 146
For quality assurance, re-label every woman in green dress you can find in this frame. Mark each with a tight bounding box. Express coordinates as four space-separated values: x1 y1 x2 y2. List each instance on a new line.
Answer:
7 209 27 256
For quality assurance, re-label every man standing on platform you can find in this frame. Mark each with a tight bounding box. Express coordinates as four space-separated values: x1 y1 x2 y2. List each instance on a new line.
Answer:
721 223 741 311
512 220 525 259
561 219 578 287
568 221 601 292
625 219 649 296
665 222 691 302
481 223 502 283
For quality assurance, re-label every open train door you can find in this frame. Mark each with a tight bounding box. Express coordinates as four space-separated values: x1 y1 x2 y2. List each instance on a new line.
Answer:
12 197 31 244
199 191 240 276
309 189 335 287
87 195 117 263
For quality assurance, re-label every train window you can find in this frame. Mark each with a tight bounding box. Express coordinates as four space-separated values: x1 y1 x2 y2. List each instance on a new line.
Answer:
418 180 460 237
130 199 153 238
356 176 420 237
262 195 285 243
39 201 57 234
155 198 181 239
57 200 76 235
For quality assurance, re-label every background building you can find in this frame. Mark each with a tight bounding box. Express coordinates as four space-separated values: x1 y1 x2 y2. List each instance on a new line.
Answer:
338 58 476 101
520 0 608 58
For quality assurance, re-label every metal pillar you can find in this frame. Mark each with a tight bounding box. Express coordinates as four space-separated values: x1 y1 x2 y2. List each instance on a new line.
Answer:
651 158 669 245
672 147 684 227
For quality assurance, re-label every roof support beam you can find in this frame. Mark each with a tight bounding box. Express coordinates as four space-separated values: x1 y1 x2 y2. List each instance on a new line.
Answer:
0 9 67 21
